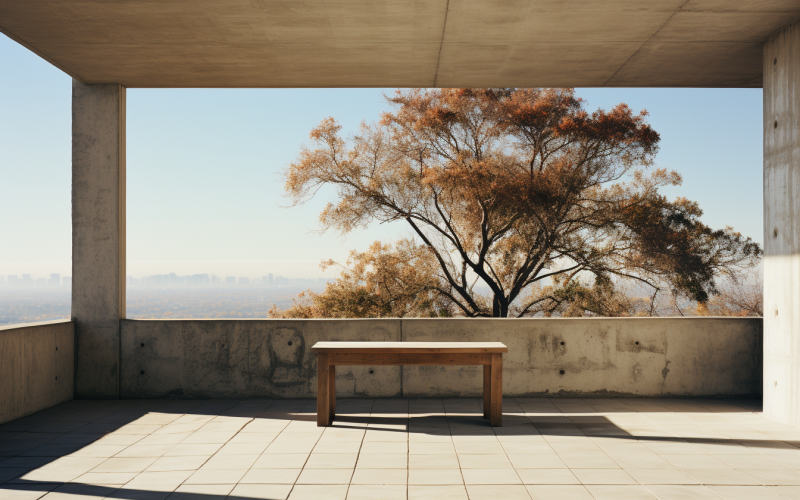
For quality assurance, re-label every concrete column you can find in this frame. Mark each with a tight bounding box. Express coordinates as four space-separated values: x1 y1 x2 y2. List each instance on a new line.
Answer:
764 20 800 427
72 80 126 399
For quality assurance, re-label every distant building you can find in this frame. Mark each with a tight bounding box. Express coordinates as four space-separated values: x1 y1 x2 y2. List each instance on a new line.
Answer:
212 275 222 286
238 277 250 286
21 274 34 287
0 275 5 287
48 273 61 287
226 276 236 286
268 273 273 286
186 274 209 287
168 273 186 287
8 275 18 287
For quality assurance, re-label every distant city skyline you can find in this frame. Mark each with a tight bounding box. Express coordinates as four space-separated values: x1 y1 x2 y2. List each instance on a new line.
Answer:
0 271 332 288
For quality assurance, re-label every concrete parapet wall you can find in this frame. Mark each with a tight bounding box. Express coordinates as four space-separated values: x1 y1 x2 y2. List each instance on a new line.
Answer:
0 320 74 424
121 318 761 399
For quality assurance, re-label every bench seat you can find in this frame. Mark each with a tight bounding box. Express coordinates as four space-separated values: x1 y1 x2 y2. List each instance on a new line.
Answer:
311 341 508 427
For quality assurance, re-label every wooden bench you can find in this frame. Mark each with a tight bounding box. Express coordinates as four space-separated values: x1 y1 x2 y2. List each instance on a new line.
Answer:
311 341 508 427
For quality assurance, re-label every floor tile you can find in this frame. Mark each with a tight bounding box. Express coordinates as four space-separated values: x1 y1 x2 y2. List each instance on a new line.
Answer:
572 469 637 485
457 454 512 469
682 468 759 485
124 470 194 491
662 454 730 469
558 454 619 469
312 441 363 454
408 443 454 455
183 469 247 484
408 485 467 500
461 468 521 485
584 484 657 500
356 453 406 469
216 443 270 455
350 468 407 484
227 483 293 500
346 484 406 499
453 442 505 454
768 485 800 499
305 454 358 469
0 484 60 500
287 485 348 500
295 468 353 485
507 454 566 469
525 485 594 500
612 454 676 469
740 468 800 485
71 472 136 484
718 454 786 469
465 484 532 500
163 444 222 457
239 469 301 484
408 468 463 485
92 457 158 473
41 483 122 500
515 469 580 485
706 485 785 500
145 456 208 472
166 484 233 500
253 454 309 469
408 454 459 469
643 485 720 500
501 442 556 454
625 468 696 484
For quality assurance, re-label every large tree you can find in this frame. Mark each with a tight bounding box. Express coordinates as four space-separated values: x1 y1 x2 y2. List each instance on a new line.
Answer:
283 88 760 318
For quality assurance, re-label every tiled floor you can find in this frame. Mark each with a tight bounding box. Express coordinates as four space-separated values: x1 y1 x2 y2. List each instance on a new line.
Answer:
0 397 798 499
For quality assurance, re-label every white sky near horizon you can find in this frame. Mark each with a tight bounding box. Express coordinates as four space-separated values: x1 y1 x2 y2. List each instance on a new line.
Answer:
0 33 764 281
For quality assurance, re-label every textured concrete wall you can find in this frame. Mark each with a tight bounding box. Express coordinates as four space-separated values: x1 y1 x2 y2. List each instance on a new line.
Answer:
72 80 125 398
0 321 74 424
764 20 800 428
121 318 761 399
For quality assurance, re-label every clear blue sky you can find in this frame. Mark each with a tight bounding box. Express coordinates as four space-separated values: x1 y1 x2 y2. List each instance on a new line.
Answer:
0 33 763 280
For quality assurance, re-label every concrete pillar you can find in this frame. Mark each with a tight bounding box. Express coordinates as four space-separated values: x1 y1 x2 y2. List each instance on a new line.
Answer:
764 20 800 427
72 80 126 398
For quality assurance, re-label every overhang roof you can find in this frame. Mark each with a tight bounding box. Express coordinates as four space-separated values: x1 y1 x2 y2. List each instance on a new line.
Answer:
2 1 799 88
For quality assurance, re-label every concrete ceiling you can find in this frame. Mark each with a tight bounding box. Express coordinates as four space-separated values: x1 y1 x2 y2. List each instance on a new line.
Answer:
2 1 799 88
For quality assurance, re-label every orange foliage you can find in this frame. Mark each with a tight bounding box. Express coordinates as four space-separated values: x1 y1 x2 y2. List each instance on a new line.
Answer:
282 88 761 317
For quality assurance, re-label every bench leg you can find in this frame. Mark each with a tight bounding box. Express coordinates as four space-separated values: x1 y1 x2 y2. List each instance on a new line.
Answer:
329 364 336 422
317 353 330 427
483 365 491 419
490 353 502 426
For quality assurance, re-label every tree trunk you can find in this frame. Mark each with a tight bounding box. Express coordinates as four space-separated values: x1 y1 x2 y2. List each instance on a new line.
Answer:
492 295 509 317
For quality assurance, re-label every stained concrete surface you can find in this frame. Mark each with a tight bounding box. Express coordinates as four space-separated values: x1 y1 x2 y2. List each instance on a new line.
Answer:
71 80 126 400
0 321 73 424
764 19 800 429
120 318 761 399
2 1 798 87
2 397 798 500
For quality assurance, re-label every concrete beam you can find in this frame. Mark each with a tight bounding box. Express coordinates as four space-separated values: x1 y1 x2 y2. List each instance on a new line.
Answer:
764 19 800 428
72 80 126 399
2 2 796 88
